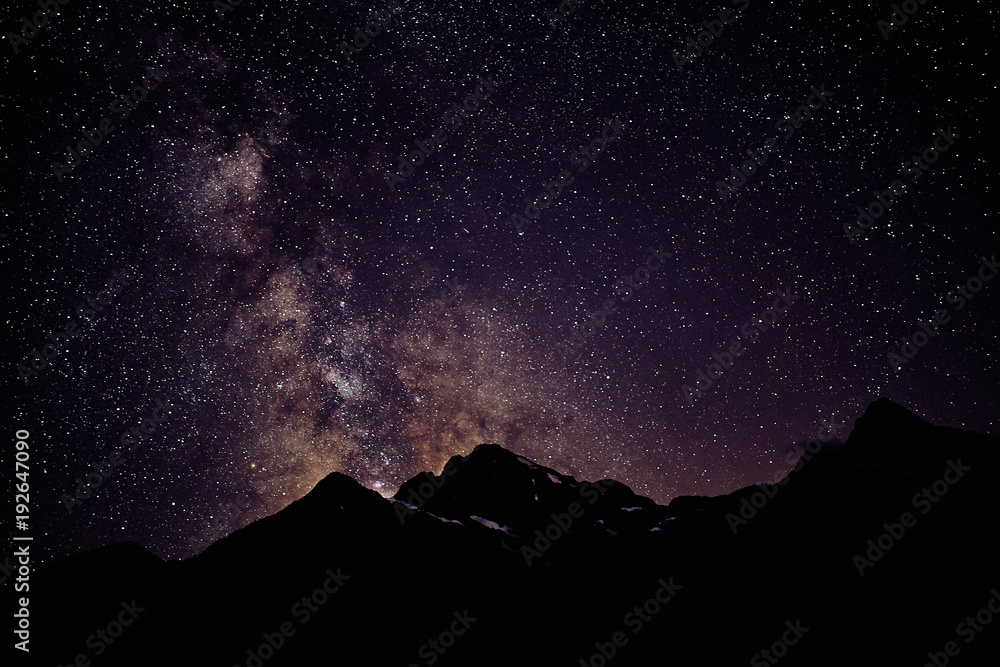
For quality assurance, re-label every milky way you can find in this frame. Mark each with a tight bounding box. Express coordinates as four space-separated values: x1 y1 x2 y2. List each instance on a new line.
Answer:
4 0 995 561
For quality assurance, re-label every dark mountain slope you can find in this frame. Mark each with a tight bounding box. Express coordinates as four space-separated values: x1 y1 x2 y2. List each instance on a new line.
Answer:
19 399 1000 666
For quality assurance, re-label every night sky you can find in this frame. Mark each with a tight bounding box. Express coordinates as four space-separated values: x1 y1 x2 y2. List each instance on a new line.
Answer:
4 0 995 563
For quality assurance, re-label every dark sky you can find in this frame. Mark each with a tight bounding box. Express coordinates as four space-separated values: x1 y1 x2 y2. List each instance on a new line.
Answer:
3 0 995 563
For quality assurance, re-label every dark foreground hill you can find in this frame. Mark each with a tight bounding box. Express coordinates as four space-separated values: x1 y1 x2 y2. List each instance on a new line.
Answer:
20 399 1000 666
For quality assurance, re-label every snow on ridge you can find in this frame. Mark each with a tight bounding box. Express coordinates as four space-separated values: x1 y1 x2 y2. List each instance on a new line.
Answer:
515 455 539 469
622 507 643 512
387 498 415 509
428 513 464 525
469 515 501 530
546 473 563 484
469 515 516 535
386 499 465 526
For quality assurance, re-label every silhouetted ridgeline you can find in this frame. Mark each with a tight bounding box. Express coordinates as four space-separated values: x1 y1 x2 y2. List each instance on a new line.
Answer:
20 399 1000 666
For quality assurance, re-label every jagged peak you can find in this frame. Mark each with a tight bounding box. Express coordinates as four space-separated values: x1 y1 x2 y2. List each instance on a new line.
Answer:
312 470 367 493
296 471 383 511
859 398 930 427
845 398 933 446
463 442 528 466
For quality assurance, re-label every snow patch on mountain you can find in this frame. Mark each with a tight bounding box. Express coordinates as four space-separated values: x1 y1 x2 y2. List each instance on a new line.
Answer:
469 515 516 535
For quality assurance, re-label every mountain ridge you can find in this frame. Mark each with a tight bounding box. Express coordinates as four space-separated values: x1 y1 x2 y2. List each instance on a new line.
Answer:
22 398 1000 667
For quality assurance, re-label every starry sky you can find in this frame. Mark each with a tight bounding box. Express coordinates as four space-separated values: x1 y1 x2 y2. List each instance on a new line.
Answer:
3 0 995 562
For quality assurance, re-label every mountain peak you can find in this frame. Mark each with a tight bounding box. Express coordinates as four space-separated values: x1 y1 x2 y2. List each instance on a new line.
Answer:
860 397 927 424
313 470 367 494
391 443 662 537
848 398 932 440
464 442 530 467
296 470 383 514
841 398 940 468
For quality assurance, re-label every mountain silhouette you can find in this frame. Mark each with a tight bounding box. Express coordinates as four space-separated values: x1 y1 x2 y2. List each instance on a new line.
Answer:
16 399 1000 666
